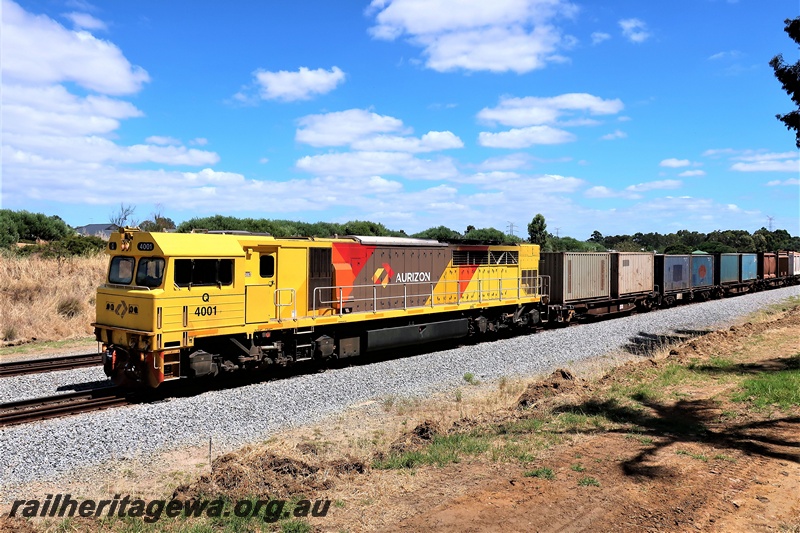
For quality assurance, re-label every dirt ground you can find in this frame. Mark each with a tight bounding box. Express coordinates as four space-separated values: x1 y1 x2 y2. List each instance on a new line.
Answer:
3 303 799 532
341 307 800 532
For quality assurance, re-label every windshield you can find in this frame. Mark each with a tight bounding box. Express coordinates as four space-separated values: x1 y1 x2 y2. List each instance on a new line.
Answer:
136 257 165 288
108 256 135 284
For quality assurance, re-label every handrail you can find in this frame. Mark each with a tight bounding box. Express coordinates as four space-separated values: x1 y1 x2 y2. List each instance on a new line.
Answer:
311 274 545 316
274 288 296 322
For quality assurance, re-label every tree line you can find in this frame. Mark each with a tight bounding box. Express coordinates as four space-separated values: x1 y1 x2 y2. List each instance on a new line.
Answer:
2 209 798 256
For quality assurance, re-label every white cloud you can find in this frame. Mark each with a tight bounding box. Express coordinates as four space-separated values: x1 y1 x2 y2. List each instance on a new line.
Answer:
659 158 691 168
2 84 142 136
625 179 681 192
296 109 407 147
591 32 610 45
619 18 650 43
295 109 462 153
367 0 579 73
2 0 149 95
708 50 741 60
145 136 181 146
62 11 106 31
478 125 575 148
600 129 626 140
478 93 624 127
678 170 706 177
766 178 800 186
253 66 345 102
583 185 620 198
259 157 269 164
190 138 208 146
351 131 463 153
474 153 532 171
2 0 220 214
295 151 459 180
730 152 799 172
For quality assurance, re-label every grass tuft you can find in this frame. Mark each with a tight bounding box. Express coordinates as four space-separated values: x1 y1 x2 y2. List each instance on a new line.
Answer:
733 369 800 409
524 467 555 480
578 476 600 487
463 372 479 385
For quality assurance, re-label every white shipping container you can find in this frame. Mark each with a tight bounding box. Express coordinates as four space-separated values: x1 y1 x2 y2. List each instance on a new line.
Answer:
540 252 610 304
611 253 655 297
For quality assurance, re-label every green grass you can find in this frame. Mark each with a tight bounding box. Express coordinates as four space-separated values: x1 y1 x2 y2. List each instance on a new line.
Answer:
524 467 555 480
373 432 490 469
570 463 585 472
490 442 536 463
494 417 546 435
0 336 94 356
734 369 800 409
463 372 479 385
578 476 600 487
676 449 709 462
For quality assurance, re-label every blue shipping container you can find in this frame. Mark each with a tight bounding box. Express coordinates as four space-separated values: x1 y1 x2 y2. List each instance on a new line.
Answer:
740 254 757 281
716 253 739 285
655 255 691 293
691 255 714 288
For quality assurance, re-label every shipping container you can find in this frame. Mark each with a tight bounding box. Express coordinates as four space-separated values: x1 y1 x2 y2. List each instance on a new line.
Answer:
540 252 610 304
740 254 757 281
690 254 714 288
714 253 740 285
790 252 800 276
758 252 777 279
654 255 691 293
610 252 654 297
777 252 790 277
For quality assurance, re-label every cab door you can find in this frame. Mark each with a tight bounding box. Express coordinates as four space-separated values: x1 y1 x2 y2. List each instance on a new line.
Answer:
245 249 277 323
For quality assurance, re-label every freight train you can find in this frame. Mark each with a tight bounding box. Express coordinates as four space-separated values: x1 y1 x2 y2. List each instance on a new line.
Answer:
94 228 800 388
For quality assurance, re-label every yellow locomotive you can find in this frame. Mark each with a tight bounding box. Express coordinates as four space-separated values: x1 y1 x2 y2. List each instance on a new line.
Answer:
95 228 543 388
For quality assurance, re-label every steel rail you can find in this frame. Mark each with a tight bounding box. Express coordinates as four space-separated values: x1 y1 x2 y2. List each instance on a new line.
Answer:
0 353 101 378
0 387 130 427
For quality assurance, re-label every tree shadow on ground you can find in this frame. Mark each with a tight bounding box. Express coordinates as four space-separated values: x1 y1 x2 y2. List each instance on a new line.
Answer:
623 329 712 356
550 357 800 479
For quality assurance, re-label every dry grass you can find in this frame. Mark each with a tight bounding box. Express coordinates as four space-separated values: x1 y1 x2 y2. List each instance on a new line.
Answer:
0 253 107 345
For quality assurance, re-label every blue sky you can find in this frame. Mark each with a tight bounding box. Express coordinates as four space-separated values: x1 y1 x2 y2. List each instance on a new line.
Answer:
2 0 798 239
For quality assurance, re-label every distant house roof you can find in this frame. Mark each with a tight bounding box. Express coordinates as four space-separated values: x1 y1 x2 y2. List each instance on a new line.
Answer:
75 223 119 240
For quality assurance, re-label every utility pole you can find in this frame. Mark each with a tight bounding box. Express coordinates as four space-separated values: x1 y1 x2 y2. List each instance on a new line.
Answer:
766 216 775 231
554 227 561 238
507 222 516 236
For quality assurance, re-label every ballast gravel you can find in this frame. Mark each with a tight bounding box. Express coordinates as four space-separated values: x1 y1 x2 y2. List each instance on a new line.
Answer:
1 286 798 495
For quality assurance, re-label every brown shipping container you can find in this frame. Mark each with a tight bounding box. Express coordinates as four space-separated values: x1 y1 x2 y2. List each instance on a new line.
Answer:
777 252 790 277
758 252 777 279
611 253 655 297
540 252 610 305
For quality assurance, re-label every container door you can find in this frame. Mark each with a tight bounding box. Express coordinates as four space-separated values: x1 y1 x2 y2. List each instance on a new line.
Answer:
245 249 277 323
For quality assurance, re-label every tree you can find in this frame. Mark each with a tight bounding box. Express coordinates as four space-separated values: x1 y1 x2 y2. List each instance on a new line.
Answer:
464 227 507 243
139 205 176 233
527 214 548 246
412 226 462 241
110 203 137 227
770 17 800 148
589 230 604 243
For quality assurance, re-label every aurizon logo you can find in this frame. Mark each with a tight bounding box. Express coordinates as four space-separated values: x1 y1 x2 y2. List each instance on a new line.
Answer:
372 263 394 287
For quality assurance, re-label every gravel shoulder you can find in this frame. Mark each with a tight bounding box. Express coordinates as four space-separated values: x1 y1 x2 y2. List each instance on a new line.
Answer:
1 286 798 504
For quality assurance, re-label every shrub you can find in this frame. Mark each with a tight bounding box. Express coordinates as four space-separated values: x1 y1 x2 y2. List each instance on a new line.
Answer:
57 296 83 318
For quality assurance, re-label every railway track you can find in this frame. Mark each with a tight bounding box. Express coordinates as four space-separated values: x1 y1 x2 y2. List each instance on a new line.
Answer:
0 387 130 427
0 352 101 378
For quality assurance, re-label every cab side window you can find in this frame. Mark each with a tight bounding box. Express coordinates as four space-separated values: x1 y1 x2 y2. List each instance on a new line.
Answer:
260 255 275 278
174 259 234 287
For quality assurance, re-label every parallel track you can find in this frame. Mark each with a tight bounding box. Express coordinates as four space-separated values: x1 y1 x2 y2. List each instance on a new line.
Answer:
0 353 101 378
0 387 130 427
